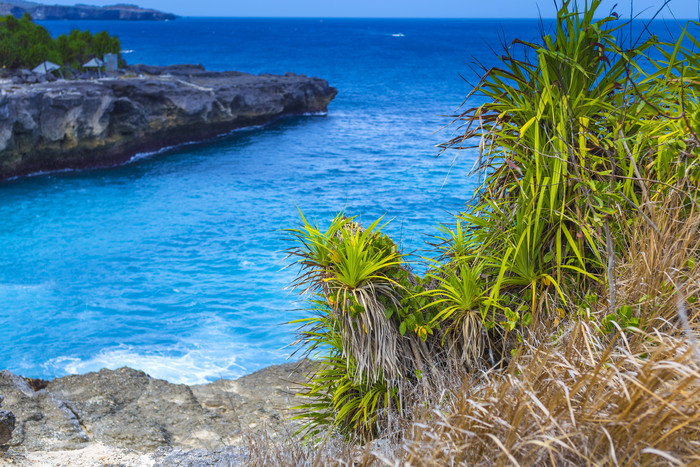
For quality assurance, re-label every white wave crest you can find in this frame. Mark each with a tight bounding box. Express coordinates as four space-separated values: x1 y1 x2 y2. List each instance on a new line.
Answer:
44 345 253 385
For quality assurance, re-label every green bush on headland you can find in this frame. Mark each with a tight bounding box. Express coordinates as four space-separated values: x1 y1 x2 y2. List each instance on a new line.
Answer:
0 13 120 70
286 0 700 462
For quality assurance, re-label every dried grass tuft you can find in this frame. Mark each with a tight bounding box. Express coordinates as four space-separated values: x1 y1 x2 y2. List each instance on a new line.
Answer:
402 322 700 466
396 201 700 466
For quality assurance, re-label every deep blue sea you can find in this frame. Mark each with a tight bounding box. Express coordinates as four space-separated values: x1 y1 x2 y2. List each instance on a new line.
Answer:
1 18 690 384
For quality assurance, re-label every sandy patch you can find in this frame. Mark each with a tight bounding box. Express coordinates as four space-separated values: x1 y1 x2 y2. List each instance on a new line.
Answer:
3 443 153 467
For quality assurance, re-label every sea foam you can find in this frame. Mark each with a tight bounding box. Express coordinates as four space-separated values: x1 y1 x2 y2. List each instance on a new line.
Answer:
44 345 254 385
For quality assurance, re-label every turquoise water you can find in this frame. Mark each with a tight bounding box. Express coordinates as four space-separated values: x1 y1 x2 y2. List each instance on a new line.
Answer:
1 18 686 383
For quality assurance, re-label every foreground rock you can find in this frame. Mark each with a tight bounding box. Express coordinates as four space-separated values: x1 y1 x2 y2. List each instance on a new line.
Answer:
0 65 337 180
0 395 15 446
0 360 313 458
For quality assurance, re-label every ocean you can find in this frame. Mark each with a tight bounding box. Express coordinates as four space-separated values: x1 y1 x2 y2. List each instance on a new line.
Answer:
0 17 686 384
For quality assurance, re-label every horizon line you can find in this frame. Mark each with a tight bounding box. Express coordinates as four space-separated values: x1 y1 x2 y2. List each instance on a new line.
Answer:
81 15 697 20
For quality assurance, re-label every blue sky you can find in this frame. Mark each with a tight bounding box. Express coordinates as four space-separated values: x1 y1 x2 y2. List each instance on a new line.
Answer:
44 0 700 18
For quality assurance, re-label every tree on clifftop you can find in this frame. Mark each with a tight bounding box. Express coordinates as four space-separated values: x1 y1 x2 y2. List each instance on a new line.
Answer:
0 13 121 70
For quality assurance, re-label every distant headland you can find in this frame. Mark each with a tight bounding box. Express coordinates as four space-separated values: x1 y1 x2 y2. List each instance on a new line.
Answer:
0 0 177 20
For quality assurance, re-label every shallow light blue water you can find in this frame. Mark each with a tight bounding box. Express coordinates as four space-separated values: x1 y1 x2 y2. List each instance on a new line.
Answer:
1 18 688 383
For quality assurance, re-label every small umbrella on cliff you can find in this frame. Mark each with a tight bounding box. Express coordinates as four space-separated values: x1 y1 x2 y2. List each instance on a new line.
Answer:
32 61 61 75
82 58 104 78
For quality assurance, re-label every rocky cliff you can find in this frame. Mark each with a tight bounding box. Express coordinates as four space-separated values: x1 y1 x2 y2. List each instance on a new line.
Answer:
0 360 314 457
0 1 177 20
0 65 337 180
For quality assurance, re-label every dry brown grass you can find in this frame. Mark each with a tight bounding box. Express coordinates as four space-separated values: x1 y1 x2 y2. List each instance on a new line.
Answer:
243 429 380 466
402 323 700 466
243 324 699 465
616 193 700 327
396 198 700 466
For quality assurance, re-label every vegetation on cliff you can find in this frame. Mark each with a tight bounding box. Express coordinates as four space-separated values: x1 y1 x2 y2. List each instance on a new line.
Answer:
286 1 700 463
0 13 120 70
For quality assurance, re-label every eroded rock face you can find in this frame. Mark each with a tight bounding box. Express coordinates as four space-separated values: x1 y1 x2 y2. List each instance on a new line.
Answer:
47 367 240 452
0 370 88 451
0 65 337 179
0 395 16 446
0 360 313 453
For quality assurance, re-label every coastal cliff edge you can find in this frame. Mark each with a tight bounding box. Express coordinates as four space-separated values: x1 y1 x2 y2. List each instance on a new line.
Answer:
0 360 315 465
0 64 337 180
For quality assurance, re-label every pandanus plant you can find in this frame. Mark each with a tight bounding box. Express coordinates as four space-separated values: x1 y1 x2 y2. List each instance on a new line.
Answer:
440 0 700 324
287 212 406 384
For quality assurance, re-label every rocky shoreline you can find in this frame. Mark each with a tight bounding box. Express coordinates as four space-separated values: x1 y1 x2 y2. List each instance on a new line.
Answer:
0 64 337 180
0 360 315 465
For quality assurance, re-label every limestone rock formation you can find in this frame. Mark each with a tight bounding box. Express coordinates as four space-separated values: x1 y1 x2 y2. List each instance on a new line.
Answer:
0 65 337 179
0 360 313 453
0 370 90 451
0 395 16 446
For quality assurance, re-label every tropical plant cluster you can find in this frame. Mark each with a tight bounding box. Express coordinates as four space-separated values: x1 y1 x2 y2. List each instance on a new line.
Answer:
285 1 700 463
0 13 120 70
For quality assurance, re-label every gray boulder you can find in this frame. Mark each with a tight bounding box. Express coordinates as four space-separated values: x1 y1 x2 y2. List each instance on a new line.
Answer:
0 394 16 446
0 360 313 453
0 370 88 451
0 411 15 446
47 367 240 452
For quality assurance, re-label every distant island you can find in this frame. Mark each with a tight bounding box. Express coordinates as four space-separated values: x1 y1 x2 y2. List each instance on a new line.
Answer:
0 0 176 20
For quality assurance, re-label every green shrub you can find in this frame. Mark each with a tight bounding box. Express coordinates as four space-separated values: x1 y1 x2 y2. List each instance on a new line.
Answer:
287 213 445 439
0 13 121 70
